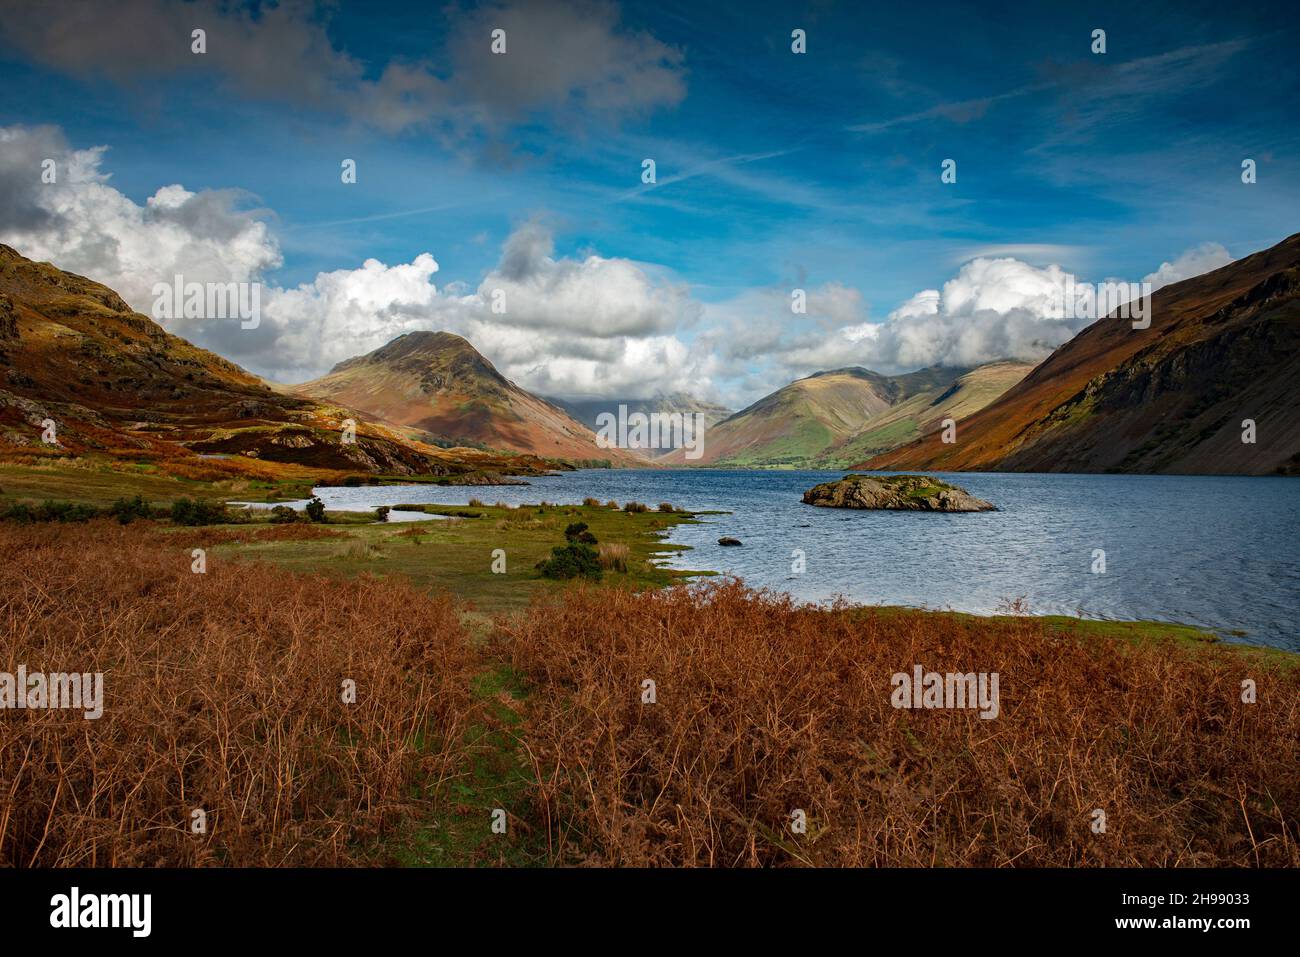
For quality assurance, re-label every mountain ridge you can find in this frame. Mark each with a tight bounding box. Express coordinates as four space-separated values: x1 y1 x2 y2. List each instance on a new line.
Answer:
866 232 1300 475
0 246 550 480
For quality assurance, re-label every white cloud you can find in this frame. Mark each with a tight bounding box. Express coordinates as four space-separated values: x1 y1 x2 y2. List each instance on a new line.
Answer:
477 219 698 337
0 125 281 310
1143 242 1233 290
0 125 709 395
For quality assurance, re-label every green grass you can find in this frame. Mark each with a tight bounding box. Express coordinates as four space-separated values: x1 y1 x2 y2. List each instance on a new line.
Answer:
183 502 706 613
389 665 546 867
860 605 1297 669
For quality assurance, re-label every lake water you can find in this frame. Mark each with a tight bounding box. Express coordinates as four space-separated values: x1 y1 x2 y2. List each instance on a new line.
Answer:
256 470 1300 651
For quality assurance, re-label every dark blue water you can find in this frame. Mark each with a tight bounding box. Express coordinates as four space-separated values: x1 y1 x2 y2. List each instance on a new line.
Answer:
277 470 1300 650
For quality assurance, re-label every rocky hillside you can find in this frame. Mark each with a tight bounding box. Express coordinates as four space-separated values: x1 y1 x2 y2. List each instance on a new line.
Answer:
296 331 645 465
659 362 1030 467
0 245 548 480
867 233 1300 475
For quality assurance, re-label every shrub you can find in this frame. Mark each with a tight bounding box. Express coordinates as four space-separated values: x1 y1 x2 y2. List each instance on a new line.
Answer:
657 502 675 513
305 496 326 523
0 501 92 524
605 500 618 509
563 521 598 545
108 494 154 525
467 498 485 508
268 505 299 524
623 501 648 513
536 542 602 581
582 497 601 508
170 497 228 526
374 506 391 523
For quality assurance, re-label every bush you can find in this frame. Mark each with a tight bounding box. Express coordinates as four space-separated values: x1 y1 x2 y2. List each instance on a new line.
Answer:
305 497 326 523
582 497 601 508
467 498 485 508
170 497 228 526
108 494 153 525
536 542 602 581
0 501 101 524
605 500 618 509
268 505 299 524
374 506 391 523
623 501 648 513
657 502 675 513
563 521 598 545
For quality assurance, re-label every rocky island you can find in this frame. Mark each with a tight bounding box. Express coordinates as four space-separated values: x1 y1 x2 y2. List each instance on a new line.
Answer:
801 474 996 512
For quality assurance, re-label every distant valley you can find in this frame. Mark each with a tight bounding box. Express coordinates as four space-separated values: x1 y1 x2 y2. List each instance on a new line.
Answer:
658 361 1033 468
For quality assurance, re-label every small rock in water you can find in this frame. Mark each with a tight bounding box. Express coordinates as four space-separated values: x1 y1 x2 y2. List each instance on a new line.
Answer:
801 474 996 512
718 536 743 546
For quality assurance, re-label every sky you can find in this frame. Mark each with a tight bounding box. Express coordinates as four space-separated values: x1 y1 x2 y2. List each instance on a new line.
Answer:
0 0 1296 407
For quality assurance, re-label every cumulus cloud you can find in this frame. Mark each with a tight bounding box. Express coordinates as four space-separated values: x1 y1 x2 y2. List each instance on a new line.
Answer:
475 219 698 337
1143 241 1233 291
866 257 1085 369
0 125 281 310
0 0 684 140
703 259 1085 396
713 241 1239 396
252 219 706 391
0 125 708 395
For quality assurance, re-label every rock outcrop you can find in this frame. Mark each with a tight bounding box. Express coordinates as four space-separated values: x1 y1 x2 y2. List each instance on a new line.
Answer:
801 474 996 512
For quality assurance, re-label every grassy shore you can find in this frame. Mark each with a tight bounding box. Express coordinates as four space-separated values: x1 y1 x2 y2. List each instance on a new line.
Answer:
170 502 705 612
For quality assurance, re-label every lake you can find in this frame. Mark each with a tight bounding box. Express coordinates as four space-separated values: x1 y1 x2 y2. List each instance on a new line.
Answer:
268 469 1300 651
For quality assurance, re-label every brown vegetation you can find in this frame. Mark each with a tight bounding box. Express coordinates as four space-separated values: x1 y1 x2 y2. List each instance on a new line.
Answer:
498 580 1299 867
0 521 472 866
2 520 1296 869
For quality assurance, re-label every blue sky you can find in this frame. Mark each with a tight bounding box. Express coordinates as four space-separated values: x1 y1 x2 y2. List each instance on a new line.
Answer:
0 0 1296 402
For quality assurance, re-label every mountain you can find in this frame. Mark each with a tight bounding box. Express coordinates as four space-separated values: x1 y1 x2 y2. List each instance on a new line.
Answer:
549 392 733 453
0 245 547 480
295 331 645 465
659 362 1031 467
867 233 1300 475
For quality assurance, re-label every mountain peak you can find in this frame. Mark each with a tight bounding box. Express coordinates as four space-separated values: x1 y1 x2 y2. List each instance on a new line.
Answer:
325 330 509 391
299 331 646 462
